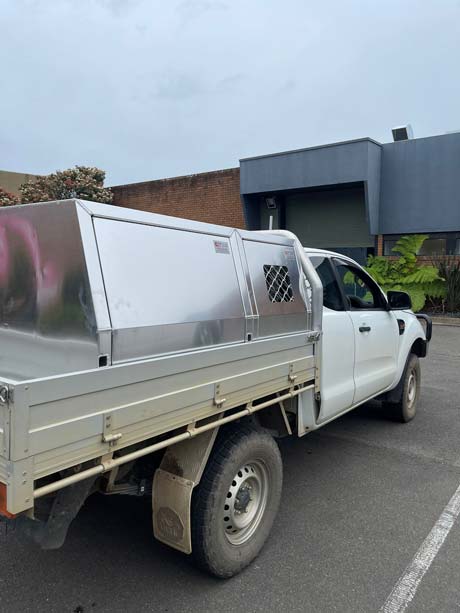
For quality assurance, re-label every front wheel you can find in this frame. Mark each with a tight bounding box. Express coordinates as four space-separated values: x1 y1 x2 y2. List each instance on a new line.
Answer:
385 354 421 423
191 425 283 578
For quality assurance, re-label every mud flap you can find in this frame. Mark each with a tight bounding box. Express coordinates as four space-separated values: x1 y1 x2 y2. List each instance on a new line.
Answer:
152 427 219 554
18 476 97 550
153 470 194 553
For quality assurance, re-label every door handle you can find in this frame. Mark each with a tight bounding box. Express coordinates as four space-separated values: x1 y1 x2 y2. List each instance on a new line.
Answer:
359 325 371 332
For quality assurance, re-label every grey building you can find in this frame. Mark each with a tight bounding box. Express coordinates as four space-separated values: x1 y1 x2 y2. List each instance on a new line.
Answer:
240 130 460 263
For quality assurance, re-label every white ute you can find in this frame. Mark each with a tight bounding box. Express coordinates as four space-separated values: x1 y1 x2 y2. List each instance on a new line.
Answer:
0 200 431 577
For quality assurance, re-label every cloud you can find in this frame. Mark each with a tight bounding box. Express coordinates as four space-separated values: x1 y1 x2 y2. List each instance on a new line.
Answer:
91 0 143 15
177 0 228 24
155 74 205 100
215 74 246 94
279 79 296 93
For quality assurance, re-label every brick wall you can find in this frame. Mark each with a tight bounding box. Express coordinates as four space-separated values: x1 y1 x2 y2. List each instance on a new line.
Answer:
111 167 245 228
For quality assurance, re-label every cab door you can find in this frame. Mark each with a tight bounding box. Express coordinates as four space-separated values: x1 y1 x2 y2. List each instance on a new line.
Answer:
308 255 355 421
333 258 399 404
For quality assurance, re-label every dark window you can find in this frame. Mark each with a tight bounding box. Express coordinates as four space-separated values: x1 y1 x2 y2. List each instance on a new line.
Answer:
263 265 294 303
384 234 455 256
456 239 460 256
383 239 398 256
418 238 446 256
334 260 384 310
309 256 344 311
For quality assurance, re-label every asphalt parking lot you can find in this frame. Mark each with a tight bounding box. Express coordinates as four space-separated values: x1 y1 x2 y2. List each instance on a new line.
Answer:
1 324 459 613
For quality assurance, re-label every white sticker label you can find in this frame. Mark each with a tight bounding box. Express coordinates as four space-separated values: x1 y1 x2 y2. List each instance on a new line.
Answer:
214 240 230 254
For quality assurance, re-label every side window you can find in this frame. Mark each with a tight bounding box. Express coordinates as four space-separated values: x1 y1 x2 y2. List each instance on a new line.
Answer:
309 256 344 311
334 260 384 310
263 265 294 303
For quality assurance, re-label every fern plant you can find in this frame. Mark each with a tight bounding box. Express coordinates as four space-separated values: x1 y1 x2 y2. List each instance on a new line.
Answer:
436 258 460 313
365 235 445 312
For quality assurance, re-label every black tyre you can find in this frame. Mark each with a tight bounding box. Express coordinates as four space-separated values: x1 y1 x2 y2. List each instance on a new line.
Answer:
385 354 420 423
191 425 283 578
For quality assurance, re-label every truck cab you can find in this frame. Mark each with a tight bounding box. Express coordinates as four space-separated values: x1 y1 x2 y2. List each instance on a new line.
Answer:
305 248 430 424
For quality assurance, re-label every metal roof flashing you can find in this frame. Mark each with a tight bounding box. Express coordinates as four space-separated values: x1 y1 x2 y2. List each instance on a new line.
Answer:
240 137 382 163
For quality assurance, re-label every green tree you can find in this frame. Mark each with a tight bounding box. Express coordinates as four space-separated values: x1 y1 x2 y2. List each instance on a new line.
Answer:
20 166 113 204
365 235 445 312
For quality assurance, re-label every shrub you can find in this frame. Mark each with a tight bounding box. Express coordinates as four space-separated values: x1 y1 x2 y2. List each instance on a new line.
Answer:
19 166 113 205
435 257 460 313
0 187 19 207
365 234 444 312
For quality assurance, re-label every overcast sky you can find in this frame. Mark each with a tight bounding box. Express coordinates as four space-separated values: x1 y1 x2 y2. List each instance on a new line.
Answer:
2 0 460 186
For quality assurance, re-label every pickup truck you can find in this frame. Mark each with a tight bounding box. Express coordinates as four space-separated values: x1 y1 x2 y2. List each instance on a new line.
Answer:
0 199 431 578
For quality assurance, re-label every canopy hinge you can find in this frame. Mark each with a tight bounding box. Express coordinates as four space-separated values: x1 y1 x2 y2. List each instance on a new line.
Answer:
0 385 10 405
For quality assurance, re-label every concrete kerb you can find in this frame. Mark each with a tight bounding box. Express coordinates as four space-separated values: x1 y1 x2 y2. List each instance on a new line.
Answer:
430 316 460 327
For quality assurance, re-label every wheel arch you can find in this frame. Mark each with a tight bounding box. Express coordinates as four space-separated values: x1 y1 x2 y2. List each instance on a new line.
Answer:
411 337 427 358
382 346 422 404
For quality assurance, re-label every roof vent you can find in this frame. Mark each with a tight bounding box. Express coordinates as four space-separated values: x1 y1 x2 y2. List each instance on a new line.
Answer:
392 125 414 141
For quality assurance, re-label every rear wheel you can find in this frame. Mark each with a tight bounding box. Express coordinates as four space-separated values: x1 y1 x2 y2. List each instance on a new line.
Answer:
385 354 420 423
191 425 282 578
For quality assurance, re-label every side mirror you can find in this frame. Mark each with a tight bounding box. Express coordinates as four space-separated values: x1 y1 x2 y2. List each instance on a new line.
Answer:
387 290 412 310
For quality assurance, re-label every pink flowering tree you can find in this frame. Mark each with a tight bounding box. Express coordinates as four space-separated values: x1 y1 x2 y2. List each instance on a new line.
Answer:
20 166 113 204
0 188 19 207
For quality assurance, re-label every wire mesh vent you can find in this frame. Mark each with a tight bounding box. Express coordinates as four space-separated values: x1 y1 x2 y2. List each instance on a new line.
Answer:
263 265 294 303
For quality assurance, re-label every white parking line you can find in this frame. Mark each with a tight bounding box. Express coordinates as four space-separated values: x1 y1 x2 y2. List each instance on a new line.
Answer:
380 482 460 613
